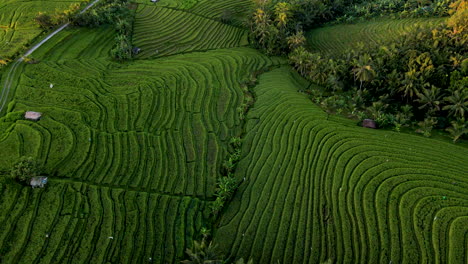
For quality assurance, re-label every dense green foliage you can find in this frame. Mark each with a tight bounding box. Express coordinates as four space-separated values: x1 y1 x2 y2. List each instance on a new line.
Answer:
291 18 467 139
72 0 135 60
10 156 41 183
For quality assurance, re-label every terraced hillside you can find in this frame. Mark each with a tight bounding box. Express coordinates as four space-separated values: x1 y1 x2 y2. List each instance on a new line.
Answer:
133 4 249 59
214 67 468 263
135 0 252 18
0 0 467 263
306 17 445 54
0 0 85 58
0 17 281 261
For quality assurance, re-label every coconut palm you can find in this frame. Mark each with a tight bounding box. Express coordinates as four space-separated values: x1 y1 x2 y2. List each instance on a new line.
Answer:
443 88 468 118
352 54 376 90
446 118 467 143
181 235 222 264
274 2 291 28
415 85 441 114
286 30 306 50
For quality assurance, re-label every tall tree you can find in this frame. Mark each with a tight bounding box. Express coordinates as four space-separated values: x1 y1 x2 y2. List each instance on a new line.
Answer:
443 88 468 119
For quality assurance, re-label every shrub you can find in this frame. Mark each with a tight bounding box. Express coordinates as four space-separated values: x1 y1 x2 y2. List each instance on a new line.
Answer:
10 157 41 184
34 12 55 29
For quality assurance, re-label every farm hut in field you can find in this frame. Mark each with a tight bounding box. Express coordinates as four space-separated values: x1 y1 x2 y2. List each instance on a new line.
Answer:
362 119 377 129
25 111 42 121
150 0 158 3
132 47 141 55
30 176 48 188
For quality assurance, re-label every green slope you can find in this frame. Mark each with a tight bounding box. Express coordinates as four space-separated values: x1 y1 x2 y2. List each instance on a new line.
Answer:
133 4 248 59
306 17 446 54
0 15 281 264
214 66 468 263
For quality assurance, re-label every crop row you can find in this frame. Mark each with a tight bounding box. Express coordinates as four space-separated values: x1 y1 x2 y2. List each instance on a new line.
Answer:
133 5 248 59
214 67 468 263
189 0 252 21
0 181 207 263
306 17 445 54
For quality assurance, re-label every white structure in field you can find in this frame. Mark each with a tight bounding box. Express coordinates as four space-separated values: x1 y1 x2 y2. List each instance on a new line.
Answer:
25 111 42 121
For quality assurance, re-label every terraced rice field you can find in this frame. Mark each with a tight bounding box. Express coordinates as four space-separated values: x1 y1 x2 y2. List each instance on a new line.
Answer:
133 4 249 59
0 21 281 262
0 1 467 263
306 17 446 54
214 67 468 263
135 0 252 18
0 0 85 58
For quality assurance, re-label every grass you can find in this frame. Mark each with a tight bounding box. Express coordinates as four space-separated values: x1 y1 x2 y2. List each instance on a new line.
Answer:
0 0 86 59
306 17 446 54
214 66 468 263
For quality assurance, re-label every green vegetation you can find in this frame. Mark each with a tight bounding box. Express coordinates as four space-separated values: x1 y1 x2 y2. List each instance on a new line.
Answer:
10 156 41 183
214 66 468 263
291 18 467 139
306 17 445 54
0 0 86 60
0 1 281 259
133 4 248 58
0 0 467 263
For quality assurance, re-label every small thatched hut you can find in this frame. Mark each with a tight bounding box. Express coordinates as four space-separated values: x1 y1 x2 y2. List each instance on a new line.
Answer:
30 176 48 188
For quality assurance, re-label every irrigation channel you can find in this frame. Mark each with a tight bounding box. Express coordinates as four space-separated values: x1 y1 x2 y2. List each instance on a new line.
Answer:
0 0 101 114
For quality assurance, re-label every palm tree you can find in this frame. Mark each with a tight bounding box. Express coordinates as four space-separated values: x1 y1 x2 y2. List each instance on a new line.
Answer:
274 2 291 28
446 118 467 143
443 88 468 118
286 30 306 50
415 85 441 115
399 70 428 99
181 235 223 264
289 47 310 76
352 54 376 90
252 8 271 49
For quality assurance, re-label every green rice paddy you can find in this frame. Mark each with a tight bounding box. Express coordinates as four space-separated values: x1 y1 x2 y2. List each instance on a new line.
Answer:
0 0 86 58
306 17 446 54
214 67 468 263
0 1 467 263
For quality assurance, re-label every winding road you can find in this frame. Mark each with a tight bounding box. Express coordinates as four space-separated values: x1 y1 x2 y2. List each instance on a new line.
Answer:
0 0 101 114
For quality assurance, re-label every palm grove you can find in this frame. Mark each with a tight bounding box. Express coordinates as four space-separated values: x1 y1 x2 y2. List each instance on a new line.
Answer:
249 0 467 142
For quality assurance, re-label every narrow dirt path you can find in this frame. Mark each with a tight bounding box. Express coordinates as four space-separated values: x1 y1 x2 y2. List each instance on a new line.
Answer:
0 0 101 114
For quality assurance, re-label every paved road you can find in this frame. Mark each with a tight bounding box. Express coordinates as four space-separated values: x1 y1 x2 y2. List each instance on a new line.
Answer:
0 0 101 114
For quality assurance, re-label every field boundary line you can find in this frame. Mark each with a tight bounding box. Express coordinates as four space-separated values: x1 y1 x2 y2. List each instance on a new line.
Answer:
49 177 215 202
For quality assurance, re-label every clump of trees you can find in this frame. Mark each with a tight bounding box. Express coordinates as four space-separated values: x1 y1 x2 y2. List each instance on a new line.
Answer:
248 0 467 142
10 156 42 184
211 137 242 216
71 0 135 61
34 3 81 29
181 228 253 264
288 1 467 141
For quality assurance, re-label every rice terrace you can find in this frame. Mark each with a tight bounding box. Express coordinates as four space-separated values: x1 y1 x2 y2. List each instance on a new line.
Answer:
0 0 466 263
